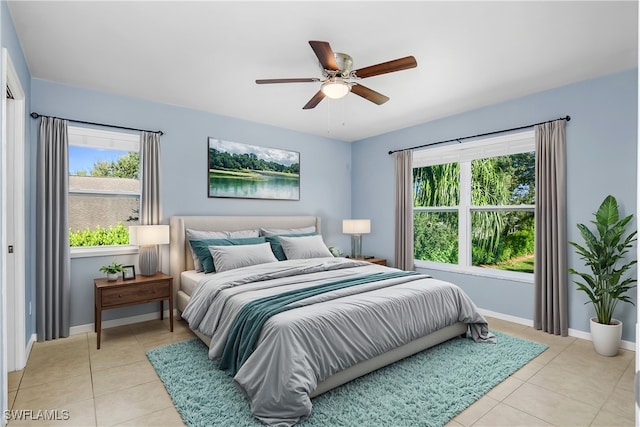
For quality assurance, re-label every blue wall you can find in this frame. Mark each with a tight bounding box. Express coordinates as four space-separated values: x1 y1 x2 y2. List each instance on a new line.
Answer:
351 69 638 341
31 79 353 327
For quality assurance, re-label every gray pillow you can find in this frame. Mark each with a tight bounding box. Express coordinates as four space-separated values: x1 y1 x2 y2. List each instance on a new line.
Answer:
279 235 333 260
190 237 266 273
260 226 316 237
186 228 259 271
208 242 278 272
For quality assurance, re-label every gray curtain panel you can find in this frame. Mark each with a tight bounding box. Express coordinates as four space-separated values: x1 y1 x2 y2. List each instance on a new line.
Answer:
533 119 568 336
394 150 415 271
140 131 161 225
139 131 162 269
36 117 70 341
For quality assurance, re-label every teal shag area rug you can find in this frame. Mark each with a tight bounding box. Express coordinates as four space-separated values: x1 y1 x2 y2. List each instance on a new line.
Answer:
146 331 547 427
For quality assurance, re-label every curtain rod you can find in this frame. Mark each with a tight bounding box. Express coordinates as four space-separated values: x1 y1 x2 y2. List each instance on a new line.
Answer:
30 112 164 136
388 115 570 155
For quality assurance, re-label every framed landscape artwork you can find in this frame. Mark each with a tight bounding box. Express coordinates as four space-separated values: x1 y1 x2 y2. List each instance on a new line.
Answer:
208 138 300 200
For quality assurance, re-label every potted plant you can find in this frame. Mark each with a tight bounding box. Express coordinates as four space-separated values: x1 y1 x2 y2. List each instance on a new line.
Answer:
99 261 124 281
569 194 637 356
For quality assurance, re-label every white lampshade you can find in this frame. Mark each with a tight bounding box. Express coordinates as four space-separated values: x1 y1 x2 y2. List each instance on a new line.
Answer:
342 219 371 235
129 225 169 276
321 79 350 99
129 225 170 246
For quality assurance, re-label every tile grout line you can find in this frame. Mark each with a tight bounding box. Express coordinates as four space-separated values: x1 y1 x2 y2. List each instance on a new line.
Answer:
504 341 562 425
590 354 636 426
92 324 180 425
497 399 557 426
86 332 99 427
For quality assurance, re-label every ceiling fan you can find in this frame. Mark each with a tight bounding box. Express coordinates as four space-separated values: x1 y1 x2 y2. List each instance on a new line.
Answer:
256 40 417 110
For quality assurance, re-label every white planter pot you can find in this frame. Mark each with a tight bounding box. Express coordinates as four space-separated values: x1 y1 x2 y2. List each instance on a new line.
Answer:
107 272 119 282
590 317 622 357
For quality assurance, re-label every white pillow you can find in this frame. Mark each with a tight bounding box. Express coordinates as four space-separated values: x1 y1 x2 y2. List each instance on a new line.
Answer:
208 242 278 272
187 228 260 271
279 235 333 260
260 226 316 237
187 229 227 240
228 229 260 238
187 228 260 239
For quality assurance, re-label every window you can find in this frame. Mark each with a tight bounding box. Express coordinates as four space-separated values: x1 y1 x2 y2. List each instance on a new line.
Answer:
413 131 535 274
68 126 140 248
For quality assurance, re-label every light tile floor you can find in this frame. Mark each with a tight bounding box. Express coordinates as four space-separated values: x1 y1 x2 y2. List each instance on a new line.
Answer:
6 316 635 426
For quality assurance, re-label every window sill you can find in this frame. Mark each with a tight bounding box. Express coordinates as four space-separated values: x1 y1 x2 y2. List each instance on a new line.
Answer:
414 260 534 284
70 245 138 259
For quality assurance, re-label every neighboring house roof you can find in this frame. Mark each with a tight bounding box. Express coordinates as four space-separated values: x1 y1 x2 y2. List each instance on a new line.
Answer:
69 176 140 232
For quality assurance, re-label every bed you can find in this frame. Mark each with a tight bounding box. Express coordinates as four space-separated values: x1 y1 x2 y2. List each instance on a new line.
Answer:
169 215 494 426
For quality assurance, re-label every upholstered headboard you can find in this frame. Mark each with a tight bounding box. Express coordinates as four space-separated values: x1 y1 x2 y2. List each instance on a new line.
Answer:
169 215 321 291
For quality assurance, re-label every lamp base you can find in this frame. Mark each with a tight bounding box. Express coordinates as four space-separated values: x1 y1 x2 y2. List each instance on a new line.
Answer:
138 246 158 276
350 235 362 259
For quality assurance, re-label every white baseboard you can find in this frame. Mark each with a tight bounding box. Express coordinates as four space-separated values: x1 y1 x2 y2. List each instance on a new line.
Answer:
18 334 36 370
479 308 635 352
69 309 179 335
478 308 533 327
26 333 36 356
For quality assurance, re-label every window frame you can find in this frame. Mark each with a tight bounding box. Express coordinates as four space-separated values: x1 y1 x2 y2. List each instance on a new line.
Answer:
67 126 141 257
412 130 535 282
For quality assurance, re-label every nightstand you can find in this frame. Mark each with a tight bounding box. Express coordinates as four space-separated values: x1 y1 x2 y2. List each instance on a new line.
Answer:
94 272 173 349
350 257 387 266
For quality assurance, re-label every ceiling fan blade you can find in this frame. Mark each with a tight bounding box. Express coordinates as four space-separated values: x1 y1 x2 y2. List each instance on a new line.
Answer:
256 78 321 84
302 90 326 109
308 40 339 71
354 56 417 79
350 84 389 105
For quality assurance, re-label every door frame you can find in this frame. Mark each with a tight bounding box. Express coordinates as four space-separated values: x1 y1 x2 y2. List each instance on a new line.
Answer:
2 47 27 375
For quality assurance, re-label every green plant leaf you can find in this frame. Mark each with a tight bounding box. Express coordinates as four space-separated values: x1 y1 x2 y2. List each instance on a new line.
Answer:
569 194 636 325
596 195 619 227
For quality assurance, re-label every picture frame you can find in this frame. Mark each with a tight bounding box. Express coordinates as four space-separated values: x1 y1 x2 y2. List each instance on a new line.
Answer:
208 137 300 200
122 265 136 281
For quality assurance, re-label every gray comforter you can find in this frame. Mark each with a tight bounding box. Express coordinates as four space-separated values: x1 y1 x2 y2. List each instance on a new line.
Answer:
182 257 495 426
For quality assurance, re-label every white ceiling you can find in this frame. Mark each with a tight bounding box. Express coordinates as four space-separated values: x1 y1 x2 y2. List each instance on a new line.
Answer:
7 1 638 142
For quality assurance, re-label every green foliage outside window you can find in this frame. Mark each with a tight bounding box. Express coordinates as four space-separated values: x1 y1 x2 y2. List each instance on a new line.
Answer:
69 222 130 247
414 212 458 264
413 152 535 272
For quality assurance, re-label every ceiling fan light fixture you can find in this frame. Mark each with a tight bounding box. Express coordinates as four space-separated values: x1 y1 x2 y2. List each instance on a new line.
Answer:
321 79 350 99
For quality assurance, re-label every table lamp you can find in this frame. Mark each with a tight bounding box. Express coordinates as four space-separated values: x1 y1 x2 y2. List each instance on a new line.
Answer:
342 219 371 259
129 225 170 276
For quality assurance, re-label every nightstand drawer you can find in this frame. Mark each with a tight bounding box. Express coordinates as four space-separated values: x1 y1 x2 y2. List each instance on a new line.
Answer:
101 281 170 306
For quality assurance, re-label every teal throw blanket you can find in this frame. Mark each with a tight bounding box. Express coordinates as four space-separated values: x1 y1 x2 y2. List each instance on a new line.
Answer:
220 271 421 376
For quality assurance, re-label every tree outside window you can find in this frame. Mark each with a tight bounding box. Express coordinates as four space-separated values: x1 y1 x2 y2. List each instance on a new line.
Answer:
413 146 535 274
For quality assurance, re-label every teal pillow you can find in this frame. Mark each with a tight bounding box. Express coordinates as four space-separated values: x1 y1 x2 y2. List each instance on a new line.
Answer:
265 233 317 261
189 237 266 273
